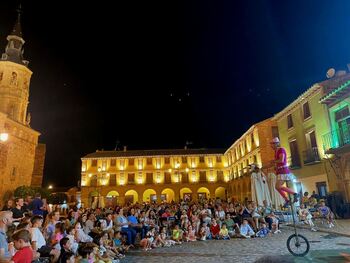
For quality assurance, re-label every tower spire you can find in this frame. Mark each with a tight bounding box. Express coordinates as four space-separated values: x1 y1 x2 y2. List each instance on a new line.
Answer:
1 4 29 66
11 4 23 38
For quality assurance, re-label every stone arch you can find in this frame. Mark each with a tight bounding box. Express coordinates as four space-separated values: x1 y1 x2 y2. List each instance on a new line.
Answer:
106 191 119 197
125 190 138 204
161 188 175 203
143 188 157 203
197 187 210 199
180 187 193 201
215 186 226 200
106 191 119 207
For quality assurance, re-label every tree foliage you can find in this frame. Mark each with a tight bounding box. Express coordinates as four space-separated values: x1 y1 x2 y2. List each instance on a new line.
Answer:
14 185 36 199
14 186 50 199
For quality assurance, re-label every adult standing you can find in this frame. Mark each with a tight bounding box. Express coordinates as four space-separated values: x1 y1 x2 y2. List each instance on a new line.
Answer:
270 137 298 207
250 165 272 207
30 193 44 216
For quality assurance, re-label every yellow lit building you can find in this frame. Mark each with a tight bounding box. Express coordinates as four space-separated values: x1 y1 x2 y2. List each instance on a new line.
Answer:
0 12 44 199
80 149 230 206
225 118 278 201
273 83 337 196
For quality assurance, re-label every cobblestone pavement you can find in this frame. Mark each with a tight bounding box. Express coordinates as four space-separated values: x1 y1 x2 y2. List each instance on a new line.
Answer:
295 219 350 237
121 226 350 263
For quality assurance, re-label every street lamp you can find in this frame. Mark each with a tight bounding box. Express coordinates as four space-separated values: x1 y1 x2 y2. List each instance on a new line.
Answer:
0 133 8 142
48 185 53 189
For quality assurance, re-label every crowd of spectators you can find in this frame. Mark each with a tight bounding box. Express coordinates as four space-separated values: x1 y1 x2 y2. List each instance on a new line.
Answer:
0 190 336 262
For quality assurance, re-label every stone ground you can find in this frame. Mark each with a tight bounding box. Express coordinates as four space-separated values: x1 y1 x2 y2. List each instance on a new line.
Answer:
120 225 350 263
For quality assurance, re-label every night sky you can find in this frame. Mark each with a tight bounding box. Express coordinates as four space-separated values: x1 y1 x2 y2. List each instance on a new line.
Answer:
1 1 350 187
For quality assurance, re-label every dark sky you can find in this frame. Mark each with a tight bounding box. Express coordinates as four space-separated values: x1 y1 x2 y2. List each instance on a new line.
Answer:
1 1 350 187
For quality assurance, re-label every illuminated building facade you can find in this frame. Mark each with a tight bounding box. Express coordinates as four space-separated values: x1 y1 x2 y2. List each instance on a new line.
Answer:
225 118 278 201
80 149 230 206
319 73 350 201
0 11 44 199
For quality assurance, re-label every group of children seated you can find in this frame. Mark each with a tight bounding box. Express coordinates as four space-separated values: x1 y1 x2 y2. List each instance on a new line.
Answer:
137 214 281 251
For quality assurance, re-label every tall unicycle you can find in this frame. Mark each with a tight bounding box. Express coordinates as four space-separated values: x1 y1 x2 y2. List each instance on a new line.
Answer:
286 182 310 257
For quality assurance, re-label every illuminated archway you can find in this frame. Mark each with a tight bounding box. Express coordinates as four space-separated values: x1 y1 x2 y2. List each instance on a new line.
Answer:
106 191 119 197
197 187 210 199
180 187 193 201
125 190 138 204
215 186 226 200
143 189 157 203
106 191 119 207
161 188 175 202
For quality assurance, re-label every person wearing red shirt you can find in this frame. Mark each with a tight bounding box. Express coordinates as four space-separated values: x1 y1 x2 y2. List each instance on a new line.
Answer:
210 219 220 239
10 229 33 263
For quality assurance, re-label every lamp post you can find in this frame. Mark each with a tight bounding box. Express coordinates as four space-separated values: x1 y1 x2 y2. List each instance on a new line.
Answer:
0 133 9 142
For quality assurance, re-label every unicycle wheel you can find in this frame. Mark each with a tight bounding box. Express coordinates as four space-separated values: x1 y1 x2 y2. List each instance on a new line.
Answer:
286 233 310 257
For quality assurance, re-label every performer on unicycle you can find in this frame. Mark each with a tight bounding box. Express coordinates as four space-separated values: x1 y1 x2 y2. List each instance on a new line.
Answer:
270 137 299 207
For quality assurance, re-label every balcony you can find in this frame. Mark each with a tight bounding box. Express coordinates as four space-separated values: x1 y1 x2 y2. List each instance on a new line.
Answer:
302 147 321 165
322 128 350 154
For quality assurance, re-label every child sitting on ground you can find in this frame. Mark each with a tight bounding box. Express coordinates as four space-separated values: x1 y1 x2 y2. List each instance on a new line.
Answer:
199 223 207 241
140 227 155 251
160 227 176 246
317 201 335 228
172 224 182 244
210 218 220 239
269 212 281 234
95 234 118 262
298 204 316 232
238 219 255 238
112 231 126 257
185 225 197 242
219 223 230 240
255 223 270 237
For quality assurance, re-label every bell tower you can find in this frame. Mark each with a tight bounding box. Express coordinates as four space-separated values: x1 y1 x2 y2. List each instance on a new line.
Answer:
0 6 32 125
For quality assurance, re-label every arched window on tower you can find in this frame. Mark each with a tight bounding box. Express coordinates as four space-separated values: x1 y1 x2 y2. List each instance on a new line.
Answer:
0 72 3 82
10 72 18 86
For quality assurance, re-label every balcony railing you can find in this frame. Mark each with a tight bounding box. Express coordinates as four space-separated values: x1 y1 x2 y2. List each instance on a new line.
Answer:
287 156 301 169
302 147 321 165
322 128 350 153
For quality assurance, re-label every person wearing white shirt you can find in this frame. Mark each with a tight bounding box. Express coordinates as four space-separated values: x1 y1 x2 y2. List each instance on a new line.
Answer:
30 216 59 262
